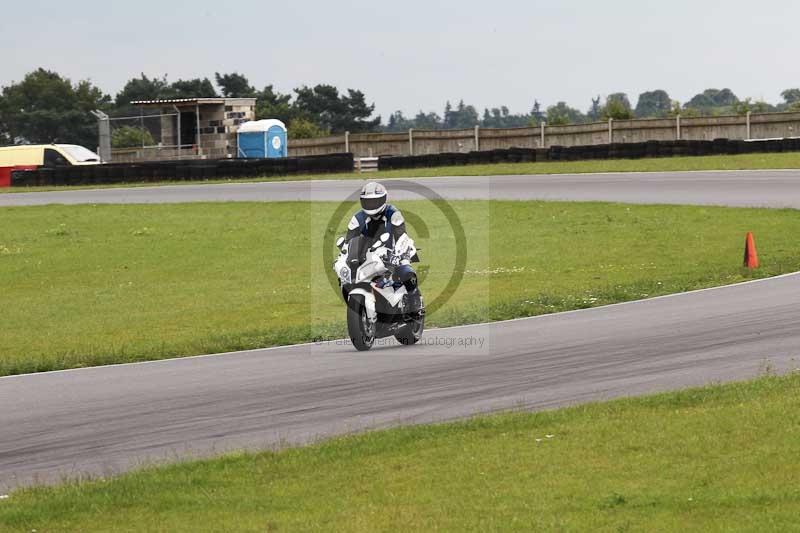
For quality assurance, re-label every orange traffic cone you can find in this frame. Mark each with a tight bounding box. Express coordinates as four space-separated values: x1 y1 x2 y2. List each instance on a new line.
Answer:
743 232 759 269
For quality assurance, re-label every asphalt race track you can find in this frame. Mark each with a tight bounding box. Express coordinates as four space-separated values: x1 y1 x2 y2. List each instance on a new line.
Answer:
2 274 800 490
3 169 800 207
2 170 800 491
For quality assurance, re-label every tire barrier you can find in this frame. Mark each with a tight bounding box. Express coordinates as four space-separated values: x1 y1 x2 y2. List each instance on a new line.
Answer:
377 138 800 171
9 153 355 187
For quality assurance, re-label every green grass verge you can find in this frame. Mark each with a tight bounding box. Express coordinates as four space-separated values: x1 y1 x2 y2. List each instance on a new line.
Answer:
2 200 799 376
2 372 799 531
3 152 800 193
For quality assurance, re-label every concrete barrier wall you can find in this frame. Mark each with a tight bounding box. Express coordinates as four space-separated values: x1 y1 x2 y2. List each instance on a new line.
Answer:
287 111 800 158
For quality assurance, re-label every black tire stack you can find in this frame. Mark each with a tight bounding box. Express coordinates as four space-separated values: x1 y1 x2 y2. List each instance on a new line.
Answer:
10 153 355 187
375 137 800 172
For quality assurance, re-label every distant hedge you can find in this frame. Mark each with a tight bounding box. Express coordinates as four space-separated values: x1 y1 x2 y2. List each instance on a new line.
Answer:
10 153 355 187
378 138 800 170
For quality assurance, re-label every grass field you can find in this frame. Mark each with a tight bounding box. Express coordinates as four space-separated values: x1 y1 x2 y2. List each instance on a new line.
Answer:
2 372 798 531
2 200 800 376
3 152 800 193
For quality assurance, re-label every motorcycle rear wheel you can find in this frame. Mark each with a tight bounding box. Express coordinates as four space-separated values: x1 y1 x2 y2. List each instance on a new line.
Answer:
395 314 424 346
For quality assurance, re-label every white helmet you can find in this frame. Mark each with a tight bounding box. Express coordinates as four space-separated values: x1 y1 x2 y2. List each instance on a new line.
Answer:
360 181 388 216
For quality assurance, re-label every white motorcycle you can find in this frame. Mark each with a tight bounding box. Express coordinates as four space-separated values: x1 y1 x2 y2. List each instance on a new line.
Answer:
333 232 425 351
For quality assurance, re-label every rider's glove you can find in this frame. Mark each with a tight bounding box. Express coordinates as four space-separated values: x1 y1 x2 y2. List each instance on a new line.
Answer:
389 253 402 267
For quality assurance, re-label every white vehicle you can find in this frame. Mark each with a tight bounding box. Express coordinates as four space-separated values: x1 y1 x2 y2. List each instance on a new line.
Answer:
333 232 425 351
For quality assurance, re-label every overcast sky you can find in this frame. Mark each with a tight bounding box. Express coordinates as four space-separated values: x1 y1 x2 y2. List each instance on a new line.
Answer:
1 0 798 118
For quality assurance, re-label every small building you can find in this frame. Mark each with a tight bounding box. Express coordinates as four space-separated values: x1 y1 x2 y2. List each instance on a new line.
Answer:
237 119 288 158
114 97 257 162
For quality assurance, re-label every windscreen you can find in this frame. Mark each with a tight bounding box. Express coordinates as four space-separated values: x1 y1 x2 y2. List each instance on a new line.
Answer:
347 235 368 268
58 144 101 163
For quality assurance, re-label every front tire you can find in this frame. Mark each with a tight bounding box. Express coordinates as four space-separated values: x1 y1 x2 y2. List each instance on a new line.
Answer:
347 295 375 351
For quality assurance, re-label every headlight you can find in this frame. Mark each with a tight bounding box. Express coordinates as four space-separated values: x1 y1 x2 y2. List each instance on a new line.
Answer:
339 266 350 281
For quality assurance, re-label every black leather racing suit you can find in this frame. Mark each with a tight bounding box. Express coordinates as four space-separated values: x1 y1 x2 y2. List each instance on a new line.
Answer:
345 205 420 308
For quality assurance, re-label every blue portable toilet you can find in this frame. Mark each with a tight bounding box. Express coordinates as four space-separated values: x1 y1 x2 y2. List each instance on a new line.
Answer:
237 119 288 158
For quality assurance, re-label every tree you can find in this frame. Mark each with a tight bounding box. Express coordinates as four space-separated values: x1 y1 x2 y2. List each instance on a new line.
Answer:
781 89 800 105
413 111 442 130
480 106 533 128
114 74 217 118
587 96 602 122
546 102 585 125
635 90 671 118
215 72 256 98
732 98 774 115
482 106 507 127
255 85 293 123
0 97 9 144
530 100 545 126
444 99 479 129
294 84 343 129
116 74 217 107
385 111 414 132
288 118 328 139
115 74 172 108
712 88 739 106
293 84 380 133
382 110 443 132
111 126 155 148
340 89 381 132
668 101 701 118
170 78 218 99
0 68 111 147
601 93 634 120
685 88 739 114
482 108 492 126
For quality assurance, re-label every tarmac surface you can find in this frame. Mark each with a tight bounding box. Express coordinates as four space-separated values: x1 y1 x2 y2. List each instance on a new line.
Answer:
3 169 800 491
3 170 800 207
2 273 799 490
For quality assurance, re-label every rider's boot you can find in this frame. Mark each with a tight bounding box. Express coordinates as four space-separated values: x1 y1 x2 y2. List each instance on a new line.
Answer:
405 289 423 315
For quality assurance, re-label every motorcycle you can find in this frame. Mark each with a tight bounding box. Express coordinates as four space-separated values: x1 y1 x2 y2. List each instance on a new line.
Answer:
333 232 425 351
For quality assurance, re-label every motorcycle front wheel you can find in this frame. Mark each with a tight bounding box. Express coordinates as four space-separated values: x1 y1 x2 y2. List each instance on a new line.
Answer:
347 294 375 351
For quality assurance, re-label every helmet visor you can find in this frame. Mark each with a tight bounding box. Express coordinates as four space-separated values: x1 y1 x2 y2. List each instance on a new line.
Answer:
360 194 386 213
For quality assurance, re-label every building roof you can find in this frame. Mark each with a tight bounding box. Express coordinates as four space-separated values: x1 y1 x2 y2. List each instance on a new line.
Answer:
131 97 257 106
238 119 287 133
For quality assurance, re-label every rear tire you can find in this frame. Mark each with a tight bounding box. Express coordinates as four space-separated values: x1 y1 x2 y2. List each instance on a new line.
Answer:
395 314 424 346
347 295 374 351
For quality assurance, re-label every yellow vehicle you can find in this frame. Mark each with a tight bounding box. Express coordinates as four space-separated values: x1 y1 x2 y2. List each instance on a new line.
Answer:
0 144 101 186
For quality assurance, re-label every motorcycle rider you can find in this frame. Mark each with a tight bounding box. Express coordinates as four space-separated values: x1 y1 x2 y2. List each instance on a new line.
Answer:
346 181 422 313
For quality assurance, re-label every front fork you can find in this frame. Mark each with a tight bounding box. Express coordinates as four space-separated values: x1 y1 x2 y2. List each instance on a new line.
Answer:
348 288 377 323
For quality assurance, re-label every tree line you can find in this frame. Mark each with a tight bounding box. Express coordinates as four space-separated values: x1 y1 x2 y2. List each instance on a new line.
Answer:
2 68 800 150
0 69 380 149
387 89 800 131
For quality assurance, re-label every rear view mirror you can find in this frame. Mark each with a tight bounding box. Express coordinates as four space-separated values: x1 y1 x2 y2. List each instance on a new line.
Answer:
380 232 390 243
335 237 345 248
